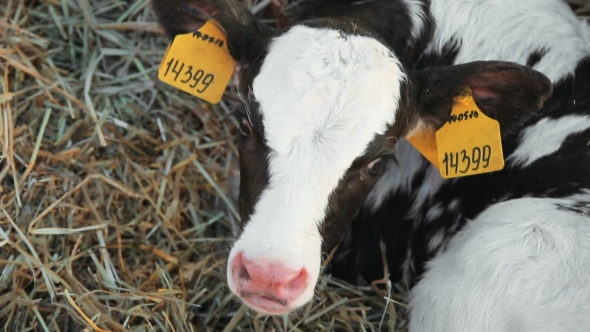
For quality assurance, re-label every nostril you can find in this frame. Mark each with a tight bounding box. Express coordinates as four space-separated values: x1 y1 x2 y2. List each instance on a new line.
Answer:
232 252 251 284
285 268 308 291
239 264 251 281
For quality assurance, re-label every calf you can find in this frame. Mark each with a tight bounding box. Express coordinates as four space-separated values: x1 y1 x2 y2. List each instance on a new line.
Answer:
152 0 590 330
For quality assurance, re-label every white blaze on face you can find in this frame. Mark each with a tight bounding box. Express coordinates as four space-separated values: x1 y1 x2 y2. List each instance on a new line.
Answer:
228 25 405 309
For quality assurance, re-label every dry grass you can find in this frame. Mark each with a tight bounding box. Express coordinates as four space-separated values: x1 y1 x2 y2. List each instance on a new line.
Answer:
0 0 411 330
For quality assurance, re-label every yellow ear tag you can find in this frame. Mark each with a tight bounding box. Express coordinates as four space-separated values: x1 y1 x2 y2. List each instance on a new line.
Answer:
157 20 236 104
407 128 440 168
434 93 504 179
407 92 505 178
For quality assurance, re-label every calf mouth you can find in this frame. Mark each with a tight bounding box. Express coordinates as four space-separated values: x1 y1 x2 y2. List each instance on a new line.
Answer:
239 291 291 314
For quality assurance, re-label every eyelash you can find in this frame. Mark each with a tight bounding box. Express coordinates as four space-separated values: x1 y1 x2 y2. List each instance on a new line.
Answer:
365 157 387 176
367 157 382 170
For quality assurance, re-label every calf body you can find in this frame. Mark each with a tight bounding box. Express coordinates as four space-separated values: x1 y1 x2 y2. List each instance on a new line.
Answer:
152 0 590 330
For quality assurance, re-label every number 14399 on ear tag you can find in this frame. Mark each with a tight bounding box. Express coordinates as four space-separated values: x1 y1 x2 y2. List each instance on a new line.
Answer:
158 20 236 104
435 93 505 179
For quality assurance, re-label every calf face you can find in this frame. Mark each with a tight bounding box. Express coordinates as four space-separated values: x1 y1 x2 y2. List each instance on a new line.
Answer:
152 0 552 315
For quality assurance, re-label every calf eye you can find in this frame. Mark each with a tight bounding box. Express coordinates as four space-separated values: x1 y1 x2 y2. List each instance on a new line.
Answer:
366 157 386 176
238 116 252 137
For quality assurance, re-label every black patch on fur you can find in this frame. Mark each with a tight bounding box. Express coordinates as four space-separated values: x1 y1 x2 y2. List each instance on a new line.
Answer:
233 48 271 229
557 200 590 215
414 39 460 70
526 49 547 68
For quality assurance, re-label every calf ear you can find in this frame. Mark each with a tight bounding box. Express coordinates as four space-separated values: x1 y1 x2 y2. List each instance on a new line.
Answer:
409 61 553 137
151 0 272 61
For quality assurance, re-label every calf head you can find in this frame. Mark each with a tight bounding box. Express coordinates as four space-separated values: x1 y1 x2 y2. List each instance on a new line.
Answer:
152 0 552 315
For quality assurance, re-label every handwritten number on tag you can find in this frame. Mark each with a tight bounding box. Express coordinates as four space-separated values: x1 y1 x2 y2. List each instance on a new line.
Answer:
441 145 492 177
163 58 215 93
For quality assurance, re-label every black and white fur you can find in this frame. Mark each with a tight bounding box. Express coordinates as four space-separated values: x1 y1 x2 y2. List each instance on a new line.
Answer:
152 0 590 330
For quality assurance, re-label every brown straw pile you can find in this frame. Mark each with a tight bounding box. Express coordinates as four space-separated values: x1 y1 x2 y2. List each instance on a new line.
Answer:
1 0 588 331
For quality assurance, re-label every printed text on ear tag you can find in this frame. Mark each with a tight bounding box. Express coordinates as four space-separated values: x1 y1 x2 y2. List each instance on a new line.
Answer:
157 20 236 104
435 93 504 179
